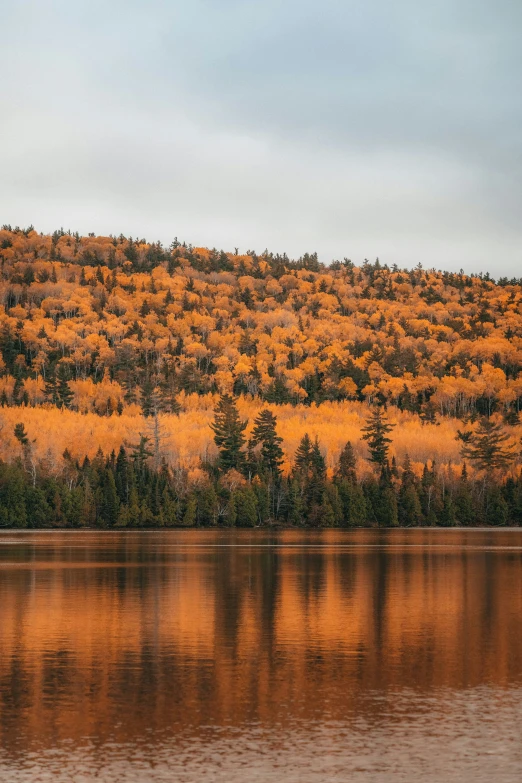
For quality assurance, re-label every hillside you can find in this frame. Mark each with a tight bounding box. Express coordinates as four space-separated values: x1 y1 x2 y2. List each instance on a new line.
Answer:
1 225 521 419
0 225 521 528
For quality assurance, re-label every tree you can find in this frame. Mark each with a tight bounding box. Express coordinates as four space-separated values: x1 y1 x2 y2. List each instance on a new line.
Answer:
14 422 37 487
361 407 395 466
44 371 59 406
251 409 284 479
398 454 422 526
234 486 258 527
454 463 475 526
294 433 313 476
459 417 516 472
338 481 367 526
14 422 29 447
335 441 357 484
57 364 74 409
99 469 119 527
130 435 154 472
210 394 247 472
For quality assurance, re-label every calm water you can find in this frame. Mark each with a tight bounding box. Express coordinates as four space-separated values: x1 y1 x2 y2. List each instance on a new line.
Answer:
1 530 522 782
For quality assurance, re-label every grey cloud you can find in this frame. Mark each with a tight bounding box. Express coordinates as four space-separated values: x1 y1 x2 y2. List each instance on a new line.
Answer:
1 0 521 275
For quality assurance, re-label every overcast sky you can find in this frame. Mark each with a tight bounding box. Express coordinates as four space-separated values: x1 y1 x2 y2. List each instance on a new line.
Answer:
1 0 521 275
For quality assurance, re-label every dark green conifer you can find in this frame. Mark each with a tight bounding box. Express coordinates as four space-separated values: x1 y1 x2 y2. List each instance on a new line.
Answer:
361 407 395 466
251 409 284 479
57 365 74 409
335 441 357 484
210 394 248 472
459 418 516 471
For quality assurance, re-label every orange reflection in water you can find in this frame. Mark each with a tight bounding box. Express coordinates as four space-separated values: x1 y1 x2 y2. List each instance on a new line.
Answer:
1 529 522 756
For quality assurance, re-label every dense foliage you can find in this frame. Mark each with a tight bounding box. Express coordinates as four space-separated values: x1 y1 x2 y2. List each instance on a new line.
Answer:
1 225 521 418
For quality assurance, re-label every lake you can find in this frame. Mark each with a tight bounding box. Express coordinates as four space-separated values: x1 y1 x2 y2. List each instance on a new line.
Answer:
1 529 522 782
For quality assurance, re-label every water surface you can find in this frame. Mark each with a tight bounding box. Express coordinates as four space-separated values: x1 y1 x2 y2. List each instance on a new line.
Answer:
1 529 522 781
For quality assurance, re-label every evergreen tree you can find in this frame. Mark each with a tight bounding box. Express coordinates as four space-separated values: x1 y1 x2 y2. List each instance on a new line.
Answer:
335 441 357 484
398 455 422 526
14 422 29 447
251 409 284 479
439 493 457 527
197 484 219 526
44 371 59 406
294 433 313 476
454 463 475 526
361 407 395 466
131 435 153 471
210 395 248 472
182 496 197 527
460 417 516 471
308 437 327 506
0 464 27 527
338 481 367 527
504 473 522 526
286 477 305 526
57 364 74 409
99 469 119 527
485 486 509 526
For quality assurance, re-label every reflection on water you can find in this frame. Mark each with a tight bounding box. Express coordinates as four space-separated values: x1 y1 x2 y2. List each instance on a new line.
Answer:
1 529 522 782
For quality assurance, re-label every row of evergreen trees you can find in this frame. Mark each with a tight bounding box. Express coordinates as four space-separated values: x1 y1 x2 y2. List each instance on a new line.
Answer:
1 401 521 528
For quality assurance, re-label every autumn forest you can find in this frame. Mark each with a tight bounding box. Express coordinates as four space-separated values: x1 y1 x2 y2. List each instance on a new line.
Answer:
1 224 522 528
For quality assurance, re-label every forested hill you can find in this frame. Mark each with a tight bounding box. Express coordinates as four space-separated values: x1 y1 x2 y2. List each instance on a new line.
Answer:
1 225 521 421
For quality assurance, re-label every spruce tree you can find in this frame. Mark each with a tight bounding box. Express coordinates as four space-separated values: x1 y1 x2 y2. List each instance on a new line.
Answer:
485 486 509 526
234 486 258 527
398 454 422 526
251 409 284 479
294 433 313 476
335 441 357 484
459 417 516 471
100 469 119 527
44 371 59 406
182 496 197 527
57 365 74 409
338 481 367 527
361 407 395 466
210 394 248 472
454 463 475 526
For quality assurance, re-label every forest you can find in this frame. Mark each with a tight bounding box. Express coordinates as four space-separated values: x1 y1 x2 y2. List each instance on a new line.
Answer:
0 224 521 528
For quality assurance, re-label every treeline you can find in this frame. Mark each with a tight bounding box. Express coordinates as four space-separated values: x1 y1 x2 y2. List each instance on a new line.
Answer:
2 398 521 528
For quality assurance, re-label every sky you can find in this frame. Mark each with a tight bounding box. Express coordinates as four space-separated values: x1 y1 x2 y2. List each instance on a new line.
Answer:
1 0 521 275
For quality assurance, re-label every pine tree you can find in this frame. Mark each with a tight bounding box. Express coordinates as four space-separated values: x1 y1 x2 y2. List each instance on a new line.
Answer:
44 371 59 406
454 463 475 526
308 438 327 506
338 481 367 527
182 496 197 527
140 377 156 417
251 409 284 479
294 433 313 476
210 395 247 472
130 435 153 473
335 441 357 484
485 486 509 526
234 486 258 527
57 365 74 409
459 417 516 471
361 407 395 466
286 477 305 526
197 484 219 526
439 493 457 527
398 454 422 526
99 469 119 527
14 422 29 447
